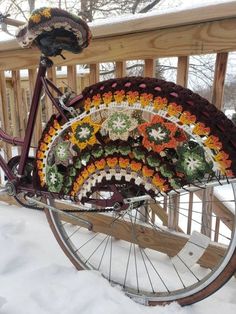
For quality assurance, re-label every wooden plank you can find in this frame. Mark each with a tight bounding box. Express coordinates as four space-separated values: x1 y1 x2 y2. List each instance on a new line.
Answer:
168 194 180 231
149 203 184 232
57 209 226 269
176 56 189 87
195 190 234 231
1 18 236 70
144 59 155 77
214 216 220 242
90 1 236 38
0 194 227 269
11 71 22 138
89 64 99 85
212 52 228 109
2 2 236 43
201 188 213 238
0 71 12 158
187 192 193 235
115 61 126 78
67 65 77 93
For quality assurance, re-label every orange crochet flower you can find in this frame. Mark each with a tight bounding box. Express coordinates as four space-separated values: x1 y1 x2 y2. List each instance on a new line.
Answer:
106 157 118 168
37 151 45 159
153 97 168 111
81 169 89 179
167 103 183 116
127 91 139 105
44 134 52 144
130 161 142 172
76 176 84 186
102 92 113 105
140 93 153 107
204 135 222 150
138 116 178 153
114 90 125 103
119 157 130 168
193 122 210 136
53 120 61 130
48 127 56 137
92 94 102 107
37 160 43 170
152 174 165 187
142 166 154 177
72 182 80 194
95 159 106 170
84 97 92 111
214 151 232 174
87 163 96 174
179 111 196 125
39 142 48 151
38 170 45 186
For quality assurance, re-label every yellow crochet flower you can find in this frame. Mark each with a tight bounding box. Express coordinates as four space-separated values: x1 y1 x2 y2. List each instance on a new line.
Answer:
30 14 41 24
42 8 51 18
70 116 101 150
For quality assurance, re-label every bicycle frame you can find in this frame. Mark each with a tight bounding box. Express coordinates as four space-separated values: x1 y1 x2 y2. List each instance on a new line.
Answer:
0 55 70 196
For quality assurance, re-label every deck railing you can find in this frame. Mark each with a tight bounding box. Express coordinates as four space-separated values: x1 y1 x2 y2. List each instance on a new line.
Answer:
0 1 236 242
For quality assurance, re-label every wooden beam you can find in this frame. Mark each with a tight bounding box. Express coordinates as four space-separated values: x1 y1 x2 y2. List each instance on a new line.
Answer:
67 65 77 93
2 2 236 43
176 56 189 87
212 52 228 109
195 190 234 231
1 18 236 70
0 71 12 158
0 194 227 269
144 59 155 77
89 64 99 85
201 188 213 238
115 61 126 78
11 71 22 139
149 203 184 232
57 210 226 269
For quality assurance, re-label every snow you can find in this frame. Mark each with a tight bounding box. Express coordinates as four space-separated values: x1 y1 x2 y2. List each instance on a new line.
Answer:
0 202 235 314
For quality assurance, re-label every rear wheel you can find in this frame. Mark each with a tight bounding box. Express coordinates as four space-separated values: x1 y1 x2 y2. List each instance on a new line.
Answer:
45 181 236 306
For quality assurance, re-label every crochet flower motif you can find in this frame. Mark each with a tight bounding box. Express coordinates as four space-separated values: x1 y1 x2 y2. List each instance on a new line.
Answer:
176 144 213 181
70 116 100 150
46 165 63 193
102 110 138 141
138 116 178 153
53 141 73 166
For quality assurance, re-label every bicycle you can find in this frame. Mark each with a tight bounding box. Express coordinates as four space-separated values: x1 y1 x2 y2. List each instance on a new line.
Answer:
0 7 235 307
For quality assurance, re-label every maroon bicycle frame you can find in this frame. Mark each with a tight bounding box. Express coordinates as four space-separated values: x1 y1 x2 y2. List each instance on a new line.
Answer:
0 56 67 194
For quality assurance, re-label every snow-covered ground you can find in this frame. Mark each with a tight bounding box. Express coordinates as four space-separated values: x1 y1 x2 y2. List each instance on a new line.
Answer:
0 202 235 314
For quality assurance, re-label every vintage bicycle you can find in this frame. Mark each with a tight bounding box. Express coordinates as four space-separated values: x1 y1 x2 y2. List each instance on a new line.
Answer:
0 7 235 307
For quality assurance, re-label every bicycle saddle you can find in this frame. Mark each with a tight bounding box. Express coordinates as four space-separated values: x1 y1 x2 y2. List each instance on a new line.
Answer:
16 7 91 57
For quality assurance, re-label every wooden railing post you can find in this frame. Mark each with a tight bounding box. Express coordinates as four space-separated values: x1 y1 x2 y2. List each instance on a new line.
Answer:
89 64 99 85
176 56 189 87
67 65 77 93
144 59 155 77
0 71 12 158
115 61 126 78
212 52 228 110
